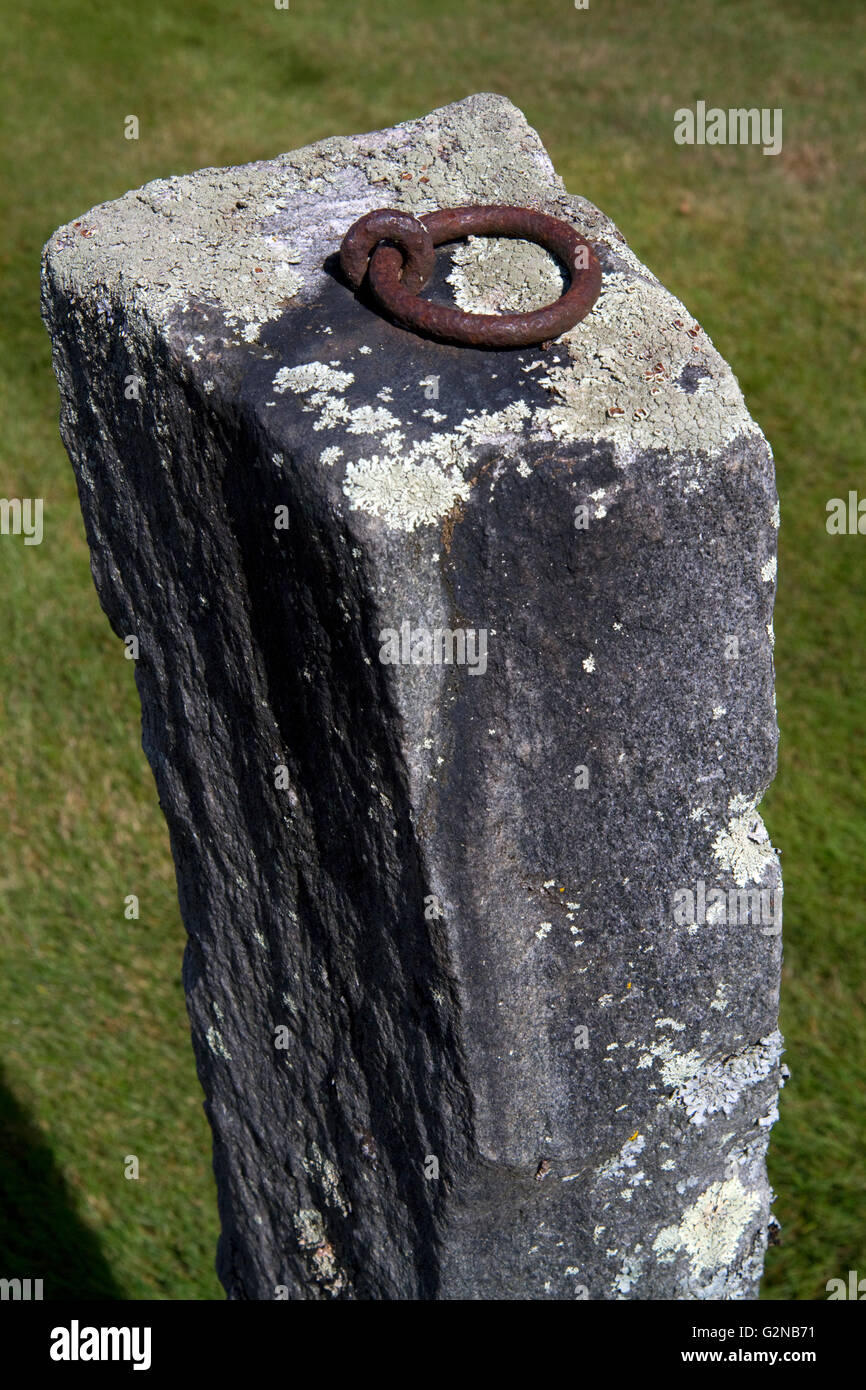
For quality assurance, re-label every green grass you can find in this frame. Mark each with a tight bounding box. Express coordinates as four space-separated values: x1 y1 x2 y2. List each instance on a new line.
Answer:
1 0 863 1299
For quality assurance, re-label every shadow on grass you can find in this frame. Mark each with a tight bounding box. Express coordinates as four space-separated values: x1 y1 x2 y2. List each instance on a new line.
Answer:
0 1068 122 1299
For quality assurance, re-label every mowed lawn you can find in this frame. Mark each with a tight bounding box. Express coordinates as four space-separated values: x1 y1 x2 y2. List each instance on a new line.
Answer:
0 0 863 1299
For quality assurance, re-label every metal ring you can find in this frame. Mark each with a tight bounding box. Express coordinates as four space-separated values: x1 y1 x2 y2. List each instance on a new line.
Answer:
339 205 601 349
339 207 436 297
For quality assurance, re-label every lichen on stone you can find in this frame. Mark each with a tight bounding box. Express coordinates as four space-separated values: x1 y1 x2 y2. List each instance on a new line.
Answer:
652 1174 762 1285
535 272 765 467
670 1032 784 1126
302 1142 350 1216
274 362 354 395
44 168 305 341
596 1131 646 1183
292 1208 326 1249
206 1025 232 1061
342 450 471 531
447 235 565 314
712 793 777 886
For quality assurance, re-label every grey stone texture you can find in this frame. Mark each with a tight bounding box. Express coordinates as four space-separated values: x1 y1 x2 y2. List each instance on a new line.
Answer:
42 93 784 1300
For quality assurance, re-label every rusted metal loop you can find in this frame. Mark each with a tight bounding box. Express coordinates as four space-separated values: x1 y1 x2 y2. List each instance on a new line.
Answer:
339 204 602 349
339 207 436 297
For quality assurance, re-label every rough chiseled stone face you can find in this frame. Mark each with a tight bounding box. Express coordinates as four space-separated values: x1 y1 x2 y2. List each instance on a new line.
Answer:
42 92 784 1300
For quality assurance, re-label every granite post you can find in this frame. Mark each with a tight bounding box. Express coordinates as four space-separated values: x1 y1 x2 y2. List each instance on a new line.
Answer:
42 94 785 1300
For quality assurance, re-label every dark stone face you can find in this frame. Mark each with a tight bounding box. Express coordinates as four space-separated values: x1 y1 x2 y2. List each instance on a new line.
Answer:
42 93 783 1300
182 243 579 466
676 361 713 394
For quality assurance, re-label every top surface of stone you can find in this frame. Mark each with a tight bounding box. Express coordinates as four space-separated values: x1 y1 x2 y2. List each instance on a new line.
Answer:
43 93 769 534
44 93 568 338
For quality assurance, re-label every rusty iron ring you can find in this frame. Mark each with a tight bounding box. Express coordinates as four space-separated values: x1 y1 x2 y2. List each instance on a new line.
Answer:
339 207 436 296
339 205 601 349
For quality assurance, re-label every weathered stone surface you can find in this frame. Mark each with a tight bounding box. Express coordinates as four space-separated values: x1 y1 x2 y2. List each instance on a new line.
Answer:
42 93 785 1300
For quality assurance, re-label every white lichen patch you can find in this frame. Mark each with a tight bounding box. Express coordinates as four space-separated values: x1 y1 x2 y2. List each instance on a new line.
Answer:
429 222 766 482
303 1143 350 1216
337 399 536 529
587 484 621 521
458 399 532 442
614 1250 645 1296
583 654 596 673
712 794 777 886
637 1037 705 1089
281 353 535 530
652 1175 761 1279
293 1208 326 1249
206 1025 232 1061
535 272 765 468
345 404 403 435
660 1048 707 1089
596 1132 646 1183
447 235 565 315
274 362 354 395
710 983 730 1012
343 450 470 531
292 1208 347 1294
45 166 305 339
761 556 777 583
670 1032 784 1126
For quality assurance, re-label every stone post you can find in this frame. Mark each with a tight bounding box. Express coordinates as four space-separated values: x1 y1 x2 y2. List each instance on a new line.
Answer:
42 93 785 1300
